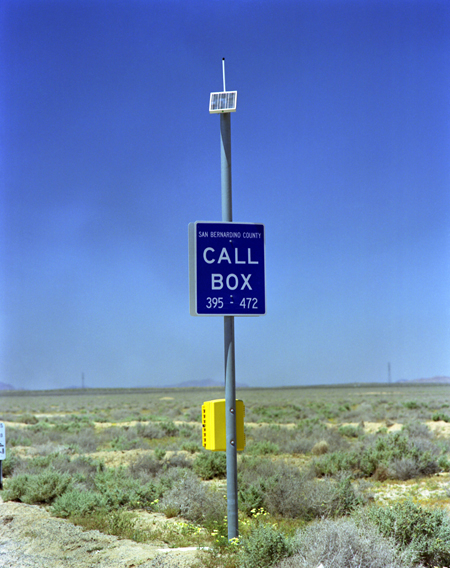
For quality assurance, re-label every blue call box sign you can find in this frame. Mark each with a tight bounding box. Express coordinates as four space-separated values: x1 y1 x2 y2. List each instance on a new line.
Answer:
189 222 266 316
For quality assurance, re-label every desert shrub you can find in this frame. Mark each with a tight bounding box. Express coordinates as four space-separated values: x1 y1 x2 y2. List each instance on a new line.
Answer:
154 448 166 460
91 426 122 448
247 425 304 455
66 427 98 453
338 425 363 438
158 470 226 525
313 449 360 476
165 452 192 469
388 458 421 480
275 518 413 568
18 414 39 424
181 440 201 453
107 408 134 422
4 427 32 447
238 456 281 515
239 483 266 515
135 420 179 440
178 424 200 439
285 437 314 454
53 415 95 432
271 420 350 455
160 420 179 436
265 472 363 520
72 509 149 542
156 463 195 494
183 408 202 422
247 404 304 424
319 475 365 518
51 462 188 518
311 440 329 455
3 469 73 504
437 454 450 471
432 412 450 423
238 459 299 517
246 423 335 455
403 401 421 410
92 467 159 509
296 422 349 453
359 433 439 478
9 453 58 475
194 452 227 479
9 453 99 483
52 455 102 486
128 454 163 479
128 453 192 480
364 501 450 567
318 403 341 420
28 421 52 435
109 430 145 451
0 451 20 477
102 511 149 542
140 420 178 438
51 489 108 518
247 425 287 444
238 457 362 520
401 421 433 440
238 524 294 568
346 402 374 421
314 431 441 480
247 440 280 455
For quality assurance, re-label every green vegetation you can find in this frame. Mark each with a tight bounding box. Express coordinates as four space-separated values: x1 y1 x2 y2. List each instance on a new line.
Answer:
313 428 443 480
277 517 414 568
193 451 227 479
363 500 450 567
4 469 73 504
1 383 449 566
238 524 294 568
238 457 364 520
159 470 226 525
433 411 450 423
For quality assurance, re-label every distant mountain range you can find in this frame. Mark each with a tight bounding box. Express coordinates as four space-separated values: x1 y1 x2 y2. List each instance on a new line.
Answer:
397 376 450 384
0 378 248 390
168 378 250 388
1 376 449 391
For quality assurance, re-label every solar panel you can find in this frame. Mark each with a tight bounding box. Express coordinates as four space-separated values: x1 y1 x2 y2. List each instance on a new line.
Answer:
209 91 237 114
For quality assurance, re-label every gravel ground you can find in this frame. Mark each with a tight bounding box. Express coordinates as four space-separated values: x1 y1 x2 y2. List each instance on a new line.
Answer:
0 498 199 568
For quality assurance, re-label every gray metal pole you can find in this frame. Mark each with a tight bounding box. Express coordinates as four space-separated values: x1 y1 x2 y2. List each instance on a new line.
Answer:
220 109 238 540
221 113 232 221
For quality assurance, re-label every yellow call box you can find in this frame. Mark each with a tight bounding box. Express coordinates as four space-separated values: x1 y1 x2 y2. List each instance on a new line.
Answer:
202 399 245 451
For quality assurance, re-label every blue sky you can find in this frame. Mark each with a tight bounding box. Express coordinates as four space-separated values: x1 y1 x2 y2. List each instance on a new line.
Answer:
1 0 449 390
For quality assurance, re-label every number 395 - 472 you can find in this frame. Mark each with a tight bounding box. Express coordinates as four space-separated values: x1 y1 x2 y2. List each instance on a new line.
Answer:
205 297 258 309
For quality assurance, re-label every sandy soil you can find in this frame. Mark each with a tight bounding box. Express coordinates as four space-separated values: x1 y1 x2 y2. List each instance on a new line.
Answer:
0 497 201 568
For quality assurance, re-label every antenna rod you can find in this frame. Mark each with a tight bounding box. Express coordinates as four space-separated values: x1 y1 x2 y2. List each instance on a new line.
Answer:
222 58 226 91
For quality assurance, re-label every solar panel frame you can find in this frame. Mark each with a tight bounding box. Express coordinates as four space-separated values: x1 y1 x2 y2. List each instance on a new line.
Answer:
209 91 237 114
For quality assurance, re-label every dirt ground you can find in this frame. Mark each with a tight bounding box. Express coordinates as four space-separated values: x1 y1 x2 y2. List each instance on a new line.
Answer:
0 496 200 568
